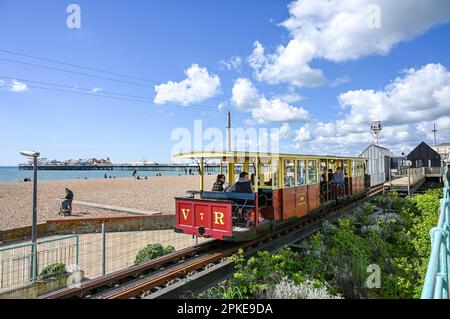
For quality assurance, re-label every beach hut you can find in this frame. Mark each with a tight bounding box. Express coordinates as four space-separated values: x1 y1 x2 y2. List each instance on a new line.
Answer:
407 141 441 168
360 144 394 186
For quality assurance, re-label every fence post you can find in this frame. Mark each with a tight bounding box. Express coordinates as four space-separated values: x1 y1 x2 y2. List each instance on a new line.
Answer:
102 223 106 276
75 235 79 267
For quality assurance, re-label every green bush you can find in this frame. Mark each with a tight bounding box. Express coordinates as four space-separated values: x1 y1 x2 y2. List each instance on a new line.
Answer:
134 243 176 265
38 263 67 280
200 189 443 299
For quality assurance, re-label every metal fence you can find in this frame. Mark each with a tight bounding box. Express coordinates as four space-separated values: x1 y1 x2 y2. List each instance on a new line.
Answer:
74 226 206 280
0 225 205 295
421 167 449 299
0 235 79 293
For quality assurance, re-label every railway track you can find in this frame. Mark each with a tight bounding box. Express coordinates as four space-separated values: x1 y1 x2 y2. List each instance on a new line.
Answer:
42 185 383 299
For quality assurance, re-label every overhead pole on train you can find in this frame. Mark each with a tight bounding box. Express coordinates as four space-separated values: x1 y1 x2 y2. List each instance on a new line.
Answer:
227 111 231 151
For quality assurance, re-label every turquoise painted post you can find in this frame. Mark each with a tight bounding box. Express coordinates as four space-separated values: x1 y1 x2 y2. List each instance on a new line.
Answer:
421 168 450 299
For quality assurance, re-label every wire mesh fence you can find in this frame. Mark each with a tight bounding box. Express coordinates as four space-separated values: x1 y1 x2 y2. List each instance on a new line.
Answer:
0 235 78 293
75 226 206 279
0 223 206 295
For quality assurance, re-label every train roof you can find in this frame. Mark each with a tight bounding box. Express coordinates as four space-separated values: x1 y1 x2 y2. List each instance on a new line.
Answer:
174 151 367 161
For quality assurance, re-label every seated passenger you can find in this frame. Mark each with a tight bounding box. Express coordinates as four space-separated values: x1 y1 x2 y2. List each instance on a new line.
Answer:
211 174 228 192
227 172 254 193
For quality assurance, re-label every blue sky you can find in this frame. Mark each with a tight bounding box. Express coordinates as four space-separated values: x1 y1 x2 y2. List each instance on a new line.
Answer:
1 0 450 165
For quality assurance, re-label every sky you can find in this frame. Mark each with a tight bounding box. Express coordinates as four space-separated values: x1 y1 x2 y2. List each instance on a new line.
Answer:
1 0 450 165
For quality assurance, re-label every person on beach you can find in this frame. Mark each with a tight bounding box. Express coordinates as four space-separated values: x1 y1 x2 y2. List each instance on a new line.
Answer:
64 188 74 214
132 169 137 179
227 172 253 193
212 174 229 192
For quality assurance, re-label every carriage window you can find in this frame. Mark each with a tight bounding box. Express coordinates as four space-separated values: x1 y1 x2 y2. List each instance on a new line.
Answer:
259 163 272 187
272 160 279 188
297 160 306 185
284 160 295 188
308 160 318 184
234 164 244 182
320 160 327 182
344 161 348 176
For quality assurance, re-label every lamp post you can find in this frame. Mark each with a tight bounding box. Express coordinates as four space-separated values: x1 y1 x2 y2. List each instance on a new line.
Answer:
20 150 40 281
406 160 412 196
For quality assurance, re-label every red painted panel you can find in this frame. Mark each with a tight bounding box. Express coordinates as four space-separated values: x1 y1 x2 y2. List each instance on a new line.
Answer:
272 190 283 221
194 204 210 228
295 186 308 218
283 188 297 220
175 199 233 240
307 184 319 211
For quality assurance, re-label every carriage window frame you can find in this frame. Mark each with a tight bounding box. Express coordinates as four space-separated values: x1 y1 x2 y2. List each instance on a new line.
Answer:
307 160 318 184
283 159 295 188
272 159 279 189
297 160 307 186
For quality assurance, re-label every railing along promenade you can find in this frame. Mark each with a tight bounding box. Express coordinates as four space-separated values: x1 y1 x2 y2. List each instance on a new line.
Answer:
421 167 450 299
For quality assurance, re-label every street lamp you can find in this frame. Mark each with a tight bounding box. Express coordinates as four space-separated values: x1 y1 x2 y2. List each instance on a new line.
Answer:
20 150 40 281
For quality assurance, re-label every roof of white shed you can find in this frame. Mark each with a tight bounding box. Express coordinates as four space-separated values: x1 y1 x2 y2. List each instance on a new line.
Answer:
359 144 395 158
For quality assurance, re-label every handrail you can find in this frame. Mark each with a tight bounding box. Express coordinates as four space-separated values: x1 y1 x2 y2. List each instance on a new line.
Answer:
421 167 449 299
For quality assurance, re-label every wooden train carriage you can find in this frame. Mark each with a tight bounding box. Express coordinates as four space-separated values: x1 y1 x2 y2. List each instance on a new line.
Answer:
174 151 368 241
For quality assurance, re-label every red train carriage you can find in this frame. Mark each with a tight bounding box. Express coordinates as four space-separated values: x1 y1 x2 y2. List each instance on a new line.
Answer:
174 152 369 241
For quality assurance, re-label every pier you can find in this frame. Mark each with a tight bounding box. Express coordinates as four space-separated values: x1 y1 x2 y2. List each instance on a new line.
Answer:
18 164 221 172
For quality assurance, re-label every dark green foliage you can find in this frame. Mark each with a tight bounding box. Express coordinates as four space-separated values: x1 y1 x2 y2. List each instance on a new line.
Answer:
38 263 67 280
200 189 442 299
134 243 176 265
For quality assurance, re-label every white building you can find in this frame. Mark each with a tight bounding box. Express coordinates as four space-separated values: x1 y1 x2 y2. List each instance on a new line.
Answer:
360 144 395 186
433 143 450 165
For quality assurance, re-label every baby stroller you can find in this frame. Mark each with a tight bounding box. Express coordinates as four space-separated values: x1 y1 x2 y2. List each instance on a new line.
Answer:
59 199 72 216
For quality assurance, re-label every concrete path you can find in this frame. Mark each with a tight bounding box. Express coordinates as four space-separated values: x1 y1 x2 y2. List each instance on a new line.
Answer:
72 200 160 216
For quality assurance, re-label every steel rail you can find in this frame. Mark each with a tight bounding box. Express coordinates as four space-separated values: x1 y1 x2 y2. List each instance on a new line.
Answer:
43 185 383 299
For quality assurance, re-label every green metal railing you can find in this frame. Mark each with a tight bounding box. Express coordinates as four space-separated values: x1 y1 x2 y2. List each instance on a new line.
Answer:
0 235 79 292
421 167 450 299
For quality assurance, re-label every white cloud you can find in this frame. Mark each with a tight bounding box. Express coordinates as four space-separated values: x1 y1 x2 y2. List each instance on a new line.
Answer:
280 63 450 156
8 80 28 92
249 39 326 87
231 78 260 111
0 80 5 88
329 76 351 87
220 56 242 71
273 92 304 104
231 78 309 123
252 98 309 123
339 63 450 126
91 87 103 93
154 64 221 106
249 0 450 87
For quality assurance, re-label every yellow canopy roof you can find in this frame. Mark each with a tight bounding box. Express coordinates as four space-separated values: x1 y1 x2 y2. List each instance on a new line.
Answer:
174 151 367 161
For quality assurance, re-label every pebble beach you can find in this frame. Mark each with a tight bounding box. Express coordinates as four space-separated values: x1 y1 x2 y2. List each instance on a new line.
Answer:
0 175 215 231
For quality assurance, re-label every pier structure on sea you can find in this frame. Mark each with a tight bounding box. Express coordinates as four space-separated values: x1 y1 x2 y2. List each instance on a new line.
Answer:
18 164 221 173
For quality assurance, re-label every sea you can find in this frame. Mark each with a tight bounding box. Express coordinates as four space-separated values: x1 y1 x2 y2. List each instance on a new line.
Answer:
0 166 186 184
